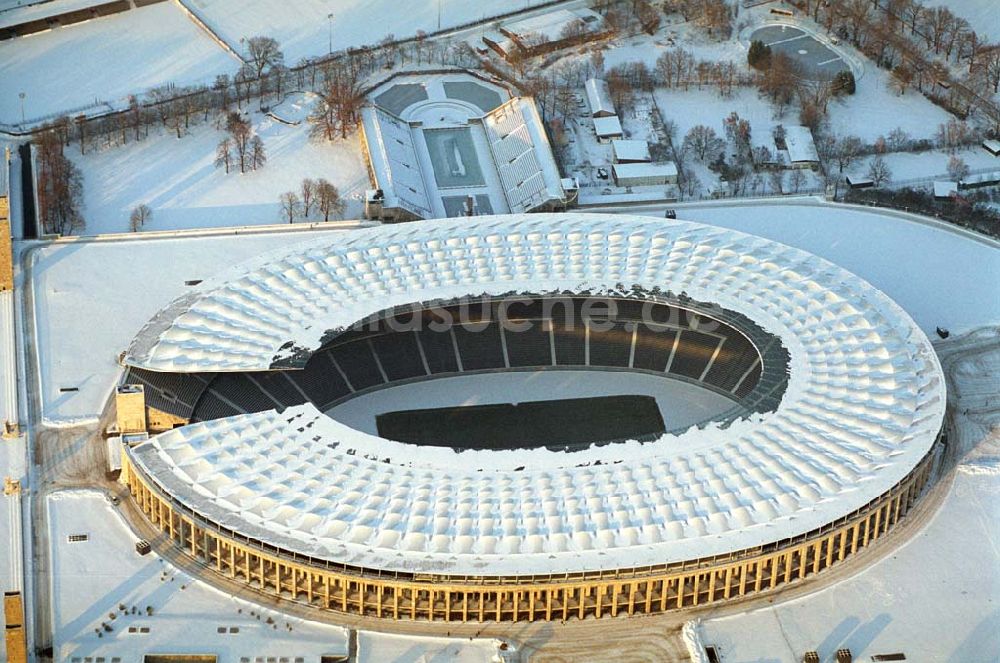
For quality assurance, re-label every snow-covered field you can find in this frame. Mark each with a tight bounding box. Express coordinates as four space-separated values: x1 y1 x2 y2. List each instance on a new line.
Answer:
186 0 556 65
48 489 349 663
700 466 1000 662
69 93 370 234
943 0 1000 42
0 2 237 126
686 201 1000 336
29 225 368 425
845 145 1000 185
827 68 954 143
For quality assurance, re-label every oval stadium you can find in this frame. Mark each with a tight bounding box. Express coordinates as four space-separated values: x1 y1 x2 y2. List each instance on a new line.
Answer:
110 213 946 622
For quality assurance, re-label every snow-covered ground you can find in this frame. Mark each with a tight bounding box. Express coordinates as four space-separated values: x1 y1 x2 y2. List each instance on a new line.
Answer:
69 93 370 234
328 370 735 436
943 0 1000 42
186 0 557 65
698 326 1000 662
684 200 1000 336
0 0 559 125
48 489 349 663
700 470 999 661
0 2 238 126
29 225 369 425
845 145 1000 186
357 631 514 663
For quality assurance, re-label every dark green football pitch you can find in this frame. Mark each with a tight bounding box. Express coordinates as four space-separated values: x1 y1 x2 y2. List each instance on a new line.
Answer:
376 395 666 451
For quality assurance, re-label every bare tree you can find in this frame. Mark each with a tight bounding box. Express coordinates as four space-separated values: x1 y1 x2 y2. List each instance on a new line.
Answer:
833 135 864 173
316 178 345 221
789 168 807 193
226 112 252 172
946 155 970 181
129 204 153 232
301 178 317 218
867 155 892 186
249 135 267 171
891 64 914 94
215 137 233 174
308 63 364 141
887 127 910 151
279 191 301 223
246 36 284 79
768 169 784 195
682 125 724 161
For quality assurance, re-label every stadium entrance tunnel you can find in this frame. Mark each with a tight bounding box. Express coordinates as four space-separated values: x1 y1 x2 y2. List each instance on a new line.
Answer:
123 293 790 451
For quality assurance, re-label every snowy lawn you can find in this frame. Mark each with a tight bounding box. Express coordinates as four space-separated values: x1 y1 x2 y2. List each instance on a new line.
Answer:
944 0 1000 42
69 93 370 235
0 2 237 125
30 225 368 424
673 200 1000 335
186 0 556 65
826 65 954 144
49 489 349 663
654 87 779 145
699 462 1000 662
844 146 1000 184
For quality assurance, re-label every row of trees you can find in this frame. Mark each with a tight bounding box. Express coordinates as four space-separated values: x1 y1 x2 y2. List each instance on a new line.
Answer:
791 0 1000 130
279 178 345 223
35 125 85 235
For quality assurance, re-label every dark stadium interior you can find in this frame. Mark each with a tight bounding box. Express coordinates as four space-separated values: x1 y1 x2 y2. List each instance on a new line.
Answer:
375 395 666 451
122 294 790 447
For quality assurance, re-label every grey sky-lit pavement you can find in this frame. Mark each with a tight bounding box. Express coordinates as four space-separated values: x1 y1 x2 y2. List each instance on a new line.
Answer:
751 25 849 81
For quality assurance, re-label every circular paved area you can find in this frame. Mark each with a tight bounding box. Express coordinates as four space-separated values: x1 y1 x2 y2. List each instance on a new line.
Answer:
751 25 848 82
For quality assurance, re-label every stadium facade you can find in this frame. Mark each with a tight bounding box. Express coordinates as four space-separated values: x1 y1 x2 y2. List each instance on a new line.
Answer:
111 213 946 622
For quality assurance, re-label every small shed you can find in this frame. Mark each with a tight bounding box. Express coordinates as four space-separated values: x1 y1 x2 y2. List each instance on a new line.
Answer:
845 175 874 189
982 139 1000 156
585 78 616 117
933 180 958 199
593 115 623 143
611 139 651 163
612 161 678 187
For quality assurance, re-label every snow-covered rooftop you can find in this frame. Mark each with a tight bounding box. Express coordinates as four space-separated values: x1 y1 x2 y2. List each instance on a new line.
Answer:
593 115 623 138
934 180 958 198
585 77 615 117
611 139 651 163
612 161 678 181
783 125 819 164
124 213 946 576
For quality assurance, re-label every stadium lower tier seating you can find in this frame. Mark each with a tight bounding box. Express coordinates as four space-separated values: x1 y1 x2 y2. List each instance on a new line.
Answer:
130 296 786 423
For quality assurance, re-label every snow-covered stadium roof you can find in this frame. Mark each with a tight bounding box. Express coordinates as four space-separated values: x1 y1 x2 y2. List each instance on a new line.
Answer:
125 213 945 575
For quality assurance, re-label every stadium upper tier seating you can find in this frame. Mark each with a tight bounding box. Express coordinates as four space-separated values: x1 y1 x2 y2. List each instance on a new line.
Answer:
123 296 788 425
